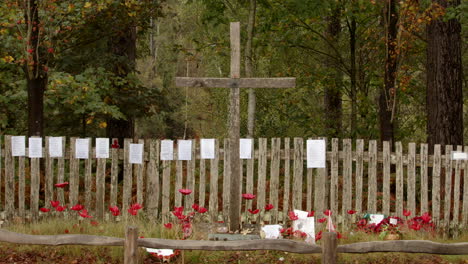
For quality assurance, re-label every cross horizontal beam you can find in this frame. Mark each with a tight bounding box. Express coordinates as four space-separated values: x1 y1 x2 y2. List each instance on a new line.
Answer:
175 77 295 89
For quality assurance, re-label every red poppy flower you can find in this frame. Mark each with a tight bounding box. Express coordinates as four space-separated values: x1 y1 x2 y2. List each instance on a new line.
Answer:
71 204 84 211
130 203 143 211
111 139 120 149
288 211 299 221
56 206 66 212
178 189 192 195
164 223 173 229
47 47 54 53
421 212 431 223
248 208 260 215
90 221 99 226
264 204 274 211
79 209 92 218
318 217 327 223
64 229 69 234
337 232 344 239
410 223 421 230
54 182 69 188
315 231 322 241
139 236 145 238
324 209 332 216
128 208 138 216
50 201 60 208
403 209 411 217
307 211 315 217
347 210 357 215
40 207 50 213
192 204 199 211
198 207 208 213
242 193 256 200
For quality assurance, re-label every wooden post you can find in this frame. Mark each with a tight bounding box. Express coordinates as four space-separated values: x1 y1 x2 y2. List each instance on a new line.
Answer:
124 226 139 264
322 232 338 264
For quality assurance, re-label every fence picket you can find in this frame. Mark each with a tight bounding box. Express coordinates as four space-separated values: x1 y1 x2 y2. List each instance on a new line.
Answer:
245 139 254 221
209 139 220 221
69 137 79 207
407 143 416 215
270 138 280 223
84 138 93 210
4 136 14 219
420 143 429 214
18 155 24 219
45 137 53 208
342 139 352 217
222 139 230 221
330 138 339 215
122 139 132 217
282 138 291 222
432 145 441 224
463 146 468 227
355 139 364 214
110 138 119 208
443 145 453 229
453 145 462 228
161 146 171 222
136 139 145 206
146 139 160 220
175 146 183 208
292 138 303 210
57 137 66 206
396 142 403 218
185 140 196 210
368 140 377 213
257 138 267 222
199 149 206 209
30 155 40 221
96 143 106 220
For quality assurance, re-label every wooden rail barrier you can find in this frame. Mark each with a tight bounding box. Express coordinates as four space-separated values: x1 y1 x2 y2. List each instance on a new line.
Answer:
1 228 467 264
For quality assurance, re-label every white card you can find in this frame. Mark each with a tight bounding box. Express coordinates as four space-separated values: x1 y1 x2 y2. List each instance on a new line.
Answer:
307 139 326 168
452 152 468 160
28 137 43 158
369 214 385 225
95 138 109 158
11 136 25 157
292 217 315 244
178 140 192 160
129 143 143 164
261 225 283 239
389 218 398 225
239 138 253 159
200 139 215 159
293 209 310 220
48 137 63 158
75 138 89 159
146 248 174 256
160 140 173 160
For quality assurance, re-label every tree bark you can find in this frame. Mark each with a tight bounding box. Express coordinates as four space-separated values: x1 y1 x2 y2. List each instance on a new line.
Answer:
324 6 342 138
348 15 356 138
246 0 256 138
379 0 398 144
426 0 463 151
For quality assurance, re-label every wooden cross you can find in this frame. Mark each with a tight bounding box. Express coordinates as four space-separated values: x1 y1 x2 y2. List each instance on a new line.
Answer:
176 22 295 231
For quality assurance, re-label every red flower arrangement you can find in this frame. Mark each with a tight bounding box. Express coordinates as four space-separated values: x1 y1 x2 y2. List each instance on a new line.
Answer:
242 193 256 200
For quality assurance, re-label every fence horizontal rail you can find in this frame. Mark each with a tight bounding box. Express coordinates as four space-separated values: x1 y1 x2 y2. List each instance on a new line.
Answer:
337 240 468 255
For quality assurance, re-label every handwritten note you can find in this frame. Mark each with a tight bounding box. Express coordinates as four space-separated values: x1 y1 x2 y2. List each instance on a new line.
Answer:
48 137 63 158
200 139 215 159
28 137 43 158
129 143 143 164
452 152 468 160
177 140 192 160
75 138 89 159
95 138 109 158
239 138 253 159
160 140 174 161
11 136 25 157
306 139 326 168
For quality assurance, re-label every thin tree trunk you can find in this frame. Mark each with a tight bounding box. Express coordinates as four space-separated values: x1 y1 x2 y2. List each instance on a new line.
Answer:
324 6 342 138
246 0 256 138
426 0 463 151
379 0 398 143
349 16 356 138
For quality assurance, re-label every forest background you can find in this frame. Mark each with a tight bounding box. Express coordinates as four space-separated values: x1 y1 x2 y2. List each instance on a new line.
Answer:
0 0 466 150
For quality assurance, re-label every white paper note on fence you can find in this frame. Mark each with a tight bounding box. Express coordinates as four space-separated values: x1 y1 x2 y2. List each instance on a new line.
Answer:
95 138 109 158
178 140 192 160
292 217 315 244
452 152 468 160
129 143 143 164
11 136 26 157
306 139 326 168
48 137 63 158
239 138 253 159
200 139 215 159
28 137 43 158
160 140 174 160
75 138 89 159
369 214 385 225
261 225 283 239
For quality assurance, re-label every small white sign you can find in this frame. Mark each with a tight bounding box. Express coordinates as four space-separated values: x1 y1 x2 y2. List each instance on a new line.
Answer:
306 139 326 168
28 137 43 158
261 225 283 239
177 140 192 160
200 139 215 159
452 152 468 160
293 217 315 244
160 140 174 160
389 218 398 225
129 143 143 164
369 214 385 225
75 138 90 159
11 136 25 157
239 138 253 159
95 138 109 158
145 248 174 256
48 137 63 158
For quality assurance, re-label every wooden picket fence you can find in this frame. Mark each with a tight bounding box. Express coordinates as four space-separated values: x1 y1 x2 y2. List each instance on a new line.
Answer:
0 136 467 229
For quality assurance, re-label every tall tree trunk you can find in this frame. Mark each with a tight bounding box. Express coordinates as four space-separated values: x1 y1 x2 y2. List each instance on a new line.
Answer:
107 27 137 141
348 16 357 138
324 6 342 138
24 0 46 137
379 0 398 143
246 0 256 138
426 0 463 150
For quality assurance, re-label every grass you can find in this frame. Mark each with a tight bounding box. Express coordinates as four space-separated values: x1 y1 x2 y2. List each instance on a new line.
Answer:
0 216 467 263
